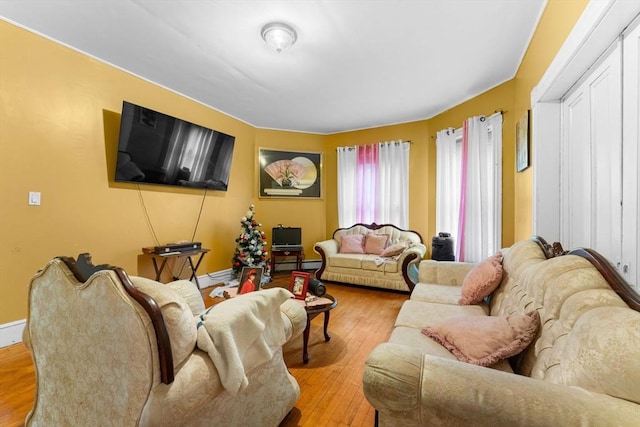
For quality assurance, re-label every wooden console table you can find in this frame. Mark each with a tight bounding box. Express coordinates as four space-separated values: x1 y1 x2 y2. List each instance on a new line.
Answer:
142 248 210 288
270 247 304 273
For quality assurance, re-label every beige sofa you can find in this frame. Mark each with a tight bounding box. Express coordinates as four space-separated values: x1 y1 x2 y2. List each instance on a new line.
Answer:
363 237 640 426
314 223 427 292
23 254 307 427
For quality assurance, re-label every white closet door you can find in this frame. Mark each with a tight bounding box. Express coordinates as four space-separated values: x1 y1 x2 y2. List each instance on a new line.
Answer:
562 90 591 249
561 42 622 264
622 19 640 290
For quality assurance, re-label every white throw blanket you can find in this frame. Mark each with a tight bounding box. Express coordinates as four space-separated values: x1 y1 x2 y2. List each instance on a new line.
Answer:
196 287 293 395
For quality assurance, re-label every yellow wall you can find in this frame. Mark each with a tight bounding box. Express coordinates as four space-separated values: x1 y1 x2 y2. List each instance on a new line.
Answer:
0 0 588 325
0 22 318 323
511 0 589 241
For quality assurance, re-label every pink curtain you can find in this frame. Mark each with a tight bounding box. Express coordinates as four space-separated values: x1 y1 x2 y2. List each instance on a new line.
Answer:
356 144 379 223
456 120 469 261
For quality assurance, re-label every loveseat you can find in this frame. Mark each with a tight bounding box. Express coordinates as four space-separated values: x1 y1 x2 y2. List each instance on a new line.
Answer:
314 223 427 292
23 254 307 427
363 237 640 426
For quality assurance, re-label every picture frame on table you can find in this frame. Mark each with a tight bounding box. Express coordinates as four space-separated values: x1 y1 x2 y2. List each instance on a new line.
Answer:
258 148 322 199
516 110 530 172
289 271 310 300
238 266 264 294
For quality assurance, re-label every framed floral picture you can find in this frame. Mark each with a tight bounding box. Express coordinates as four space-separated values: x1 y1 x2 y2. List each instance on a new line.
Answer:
289 271 310 300
258 148 322 198
238 266 263 295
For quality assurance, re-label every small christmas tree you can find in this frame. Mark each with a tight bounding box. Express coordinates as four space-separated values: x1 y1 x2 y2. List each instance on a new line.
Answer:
232 204 270 278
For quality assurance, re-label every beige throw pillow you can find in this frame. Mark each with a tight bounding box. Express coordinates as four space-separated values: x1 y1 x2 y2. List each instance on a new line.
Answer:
422 311 540 367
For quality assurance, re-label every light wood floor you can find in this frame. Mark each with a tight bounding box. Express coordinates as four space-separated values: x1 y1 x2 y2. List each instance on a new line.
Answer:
0 272 408 426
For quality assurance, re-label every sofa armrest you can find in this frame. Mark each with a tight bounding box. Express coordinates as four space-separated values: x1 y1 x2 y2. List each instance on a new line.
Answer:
400 243 427 260
280 298 307 341
418 259 475 286
314 239 339 256
396 244 427 291
364 343 639 426
313 239 339 279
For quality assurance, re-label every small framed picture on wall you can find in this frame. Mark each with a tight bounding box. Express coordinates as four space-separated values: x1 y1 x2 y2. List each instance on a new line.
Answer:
516 110 530 172
289 271 310 300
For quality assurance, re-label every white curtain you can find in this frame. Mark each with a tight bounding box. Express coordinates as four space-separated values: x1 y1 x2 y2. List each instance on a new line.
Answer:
458 113 502 262
337 141 410 229
337 146 357 227
436 128 461 240
436 113 502 263
378 141 410 228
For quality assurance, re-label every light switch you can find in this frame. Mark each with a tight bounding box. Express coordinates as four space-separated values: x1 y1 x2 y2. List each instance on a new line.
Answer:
28 191 41 206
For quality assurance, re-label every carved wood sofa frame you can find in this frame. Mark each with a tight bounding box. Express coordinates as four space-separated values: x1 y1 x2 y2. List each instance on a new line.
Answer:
530 236 639 311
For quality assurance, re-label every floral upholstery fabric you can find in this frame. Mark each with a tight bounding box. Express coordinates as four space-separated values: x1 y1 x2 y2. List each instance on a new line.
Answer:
25 260 154 426
363 239 640 426
24 257 307 427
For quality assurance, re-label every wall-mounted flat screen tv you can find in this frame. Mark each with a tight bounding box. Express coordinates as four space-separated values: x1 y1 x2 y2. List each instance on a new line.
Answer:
115 101 235 190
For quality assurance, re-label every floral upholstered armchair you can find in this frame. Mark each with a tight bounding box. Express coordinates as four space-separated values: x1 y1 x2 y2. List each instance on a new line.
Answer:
23 254 306 426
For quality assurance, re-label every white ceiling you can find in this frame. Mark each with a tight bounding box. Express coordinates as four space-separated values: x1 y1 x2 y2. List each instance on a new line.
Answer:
0 0 546 134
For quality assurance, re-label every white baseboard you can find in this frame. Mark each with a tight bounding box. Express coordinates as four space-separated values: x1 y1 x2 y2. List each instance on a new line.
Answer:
0 319 26 348
273 259 321 273
304 260 321 270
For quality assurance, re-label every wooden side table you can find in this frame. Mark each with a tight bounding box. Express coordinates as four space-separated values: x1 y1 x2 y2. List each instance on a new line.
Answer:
270 247 304 273
298 294 338 364
142 248 210 288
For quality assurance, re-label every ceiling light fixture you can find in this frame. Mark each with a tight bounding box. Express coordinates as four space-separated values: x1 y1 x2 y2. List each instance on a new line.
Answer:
261 22 297 53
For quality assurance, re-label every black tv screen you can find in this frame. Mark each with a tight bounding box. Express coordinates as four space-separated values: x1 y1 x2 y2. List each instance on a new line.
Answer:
115 101 235 190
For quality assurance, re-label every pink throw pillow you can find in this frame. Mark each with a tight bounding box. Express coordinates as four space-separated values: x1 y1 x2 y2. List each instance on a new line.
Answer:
380 242 407 257
364 234 389 255
339 234 365 254
422 311 540 367
458 256 503 305
488 251 504 264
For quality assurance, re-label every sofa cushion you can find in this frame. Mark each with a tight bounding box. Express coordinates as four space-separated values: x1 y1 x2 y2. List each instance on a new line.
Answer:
167 280 206 316
364 233 389 255
395 300 489 329
361 255 399 273
339 234 366 254
130 276 197 369
411 283 463 305
459 256 503 305
330 253 366 268
390 326 458 360
390 327 514 373
422 310 540 367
